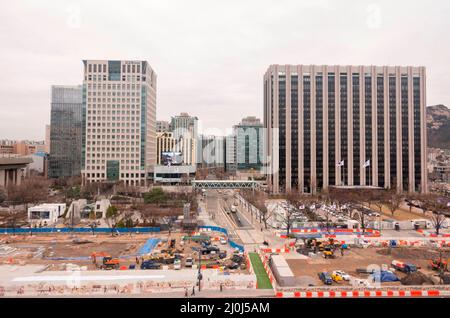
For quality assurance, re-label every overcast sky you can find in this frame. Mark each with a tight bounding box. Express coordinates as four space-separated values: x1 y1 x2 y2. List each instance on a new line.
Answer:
1 0 449 140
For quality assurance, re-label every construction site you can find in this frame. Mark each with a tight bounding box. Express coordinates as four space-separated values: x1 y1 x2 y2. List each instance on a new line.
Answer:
254 235 450 298
0 229 258 297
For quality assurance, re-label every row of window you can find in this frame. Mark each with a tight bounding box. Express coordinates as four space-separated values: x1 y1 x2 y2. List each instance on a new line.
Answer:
87 98 140 103
88 83 140 90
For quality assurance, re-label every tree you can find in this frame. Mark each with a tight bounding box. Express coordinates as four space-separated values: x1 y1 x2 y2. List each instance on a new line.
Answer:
143 187 168 205
431 212 447 236
106 205 119 236
0 188 6 204
419 194 450 235
385 190 404 216
7 176 50 210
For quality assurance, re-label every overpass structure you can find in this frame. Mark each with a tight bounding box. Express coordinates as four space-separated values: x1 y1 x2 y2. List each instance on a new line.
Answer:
191 179 265 190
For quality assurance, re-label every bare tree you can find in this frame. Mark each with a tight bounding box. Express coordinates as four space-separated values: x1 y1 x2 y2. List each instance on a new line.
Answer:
419 194 450 235
7 176 50 210
431 212 447 235
385 190 404 216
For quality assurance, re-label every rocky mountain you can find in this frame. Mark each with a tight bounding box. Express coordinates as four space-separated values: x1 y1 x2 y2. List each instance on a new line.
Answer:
427 104 450 149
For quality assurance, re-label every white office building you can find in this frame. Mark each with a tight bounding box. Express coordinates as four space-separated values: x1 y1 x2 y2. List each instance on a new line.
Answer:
81 60 157 186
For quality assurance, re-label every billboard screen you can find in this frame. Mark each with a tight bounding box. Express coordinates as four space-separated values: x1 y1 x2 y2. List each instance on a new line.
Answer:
161 152 183 166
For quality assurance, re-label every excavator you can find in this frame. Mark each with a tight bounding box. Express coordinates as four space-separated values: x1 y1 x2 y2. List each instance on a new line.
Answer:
323 245 336 259
429 258 448 272
91 252 120 270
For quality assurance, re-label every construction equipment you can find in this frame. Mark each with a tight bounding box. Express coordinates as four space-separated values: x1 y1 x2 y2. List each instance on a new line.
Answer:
101 256 120 270
429 259 448 272
391 260 418 273
323 245 335 259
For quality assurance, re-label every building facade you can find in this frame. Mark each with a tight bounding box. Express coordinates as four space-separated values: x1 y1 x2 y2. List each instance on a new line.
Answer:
225 134 237 173
81 60 157 186
156 120 170 133
156 132 196 166
234 116 264 171
197 135 225 168
264 65 427 194
170 113 198 140
48 85 83 178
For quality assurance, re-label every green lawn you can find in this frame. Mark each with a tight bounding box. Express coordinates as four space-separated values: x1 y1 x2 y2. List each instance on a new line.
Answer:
249 252 273 289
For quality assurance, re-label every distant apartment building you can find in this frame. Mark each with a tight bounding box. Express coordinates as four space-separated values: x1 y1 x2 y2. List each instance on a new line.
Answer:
48 85 83 178
0 140 45 156
264 65 427 194
0 140 15 154
81 60 157 186
156 120 170 133
234 116 264 171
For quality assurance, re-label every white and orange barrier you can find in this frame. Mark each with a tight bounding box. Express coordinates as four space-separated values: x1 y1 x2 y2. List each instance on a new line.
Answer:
416 229 450 238
257 251 275 286
275 289 442 298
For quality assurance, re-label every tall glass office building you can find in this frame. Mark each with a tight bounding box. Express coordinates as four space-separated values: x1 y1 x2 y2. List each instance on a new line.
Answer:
48 85 83 178
264 65 427 194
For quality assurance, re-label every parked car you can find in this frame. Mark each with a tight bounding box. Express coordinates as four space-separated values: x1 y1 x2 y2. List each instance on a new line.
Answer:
318 272 333 285
140 261 161 270
220 238 227 245
331 270 351 282
185 257 193 267
174 259 181 270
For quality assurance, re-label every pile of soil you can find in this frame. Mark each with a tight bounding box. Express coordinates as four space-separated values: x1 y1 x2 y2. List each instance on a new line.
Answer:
401 271 434 285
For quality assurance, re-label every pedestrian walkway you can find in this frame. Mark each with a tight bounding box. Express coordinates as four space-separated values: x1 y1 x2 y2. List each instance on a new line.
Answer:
248 252 272 289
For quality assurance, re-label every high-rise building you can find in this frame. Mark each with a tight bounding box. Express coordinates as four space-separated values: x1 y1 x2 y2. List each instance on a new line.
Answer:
81 60 157 186
234 116 264 171
45 125 51 153
156 132 196 166
49 85 83 178
225 134 236 173
197 135 225 168
156 120 170 133
170 113 198 140
264 65 427 194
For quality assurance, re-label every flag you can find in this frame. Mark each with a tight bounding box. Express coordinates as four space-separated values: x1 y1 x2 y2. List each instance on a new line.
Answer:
363 159 370 168
337 160 344 167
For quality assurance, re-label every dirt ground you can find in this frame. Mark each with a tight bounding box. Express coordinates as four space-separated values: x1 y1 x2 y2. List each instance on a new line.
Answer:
0 232 247 273
286 247 450 286
365 203 431 221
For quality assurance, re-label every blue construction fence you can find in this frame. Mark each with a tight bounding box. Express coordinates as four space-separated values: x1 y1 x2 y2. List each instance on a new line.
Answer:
0 227 160 234
198 225 245 252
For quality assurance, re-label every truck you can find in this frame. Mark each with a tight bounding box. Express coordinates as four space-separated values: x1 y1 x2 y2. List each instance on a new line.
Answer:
230 205 237 213
391 260 418 273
